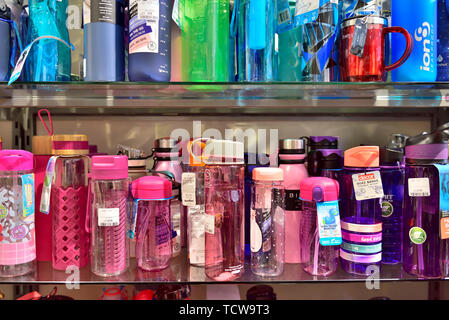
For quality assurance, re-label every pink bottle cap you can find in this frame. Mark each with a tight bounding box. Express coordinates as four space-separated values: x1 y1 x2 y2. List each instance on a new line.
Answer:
131 176 173 200
300 177 339 202
91 155 128 180
344 146 379 168
0 150 33 171
252 167 283 181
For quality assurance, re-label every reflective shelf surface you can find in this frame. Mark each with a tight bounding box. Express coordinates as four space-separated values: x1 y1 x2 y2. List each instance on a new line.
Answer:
0 251 440 285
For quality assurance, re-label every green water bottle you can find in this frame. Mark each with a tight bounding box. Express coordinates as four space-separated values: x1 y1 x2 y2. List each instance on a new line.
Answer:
180 0 230 82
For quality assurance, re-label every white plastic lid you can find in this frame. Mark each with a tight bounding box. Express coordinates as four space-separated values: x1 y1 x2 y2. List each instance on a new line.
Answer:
203 139 244 165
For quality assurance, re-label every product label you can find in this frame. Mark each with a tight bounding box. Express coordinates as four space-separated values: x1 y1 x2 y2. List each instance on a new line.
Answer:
381 197 394 218
98 208 120 227
317 200 342 246
277 0 293 33
413 21 435 74
284 189 302 211
204 213 216 235
129 0 159 54
181 173 196 206
250 208 272 253
341 241 382 254
408 178 431 197
434 164 449 239
21 174 35 218
84 0 124 25
128 199 140 239
409 226 427 245
188 205 205 265
40 156 58 214
352 171 384 201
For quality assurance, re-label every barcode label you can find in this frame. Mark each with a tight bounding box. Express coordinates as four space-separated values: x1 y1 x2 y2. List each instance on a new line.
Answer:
137 0 159 22
98 208 120 227
278 8 291 24
408 178 431 197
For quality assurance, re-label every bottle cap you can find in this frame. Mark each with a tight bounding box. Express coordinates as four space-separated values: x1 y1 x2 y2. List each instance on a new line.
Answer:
344 146 379 168
279 138 306 154
203 139 244 165
52 134 89 156
186 139 206 167
131 176 173 200
91 155 128 180
32 136 53 155
0 150 33 171
379 147 403 166
300 177 339 202
317 149 343 170
309 136 339 150
252 167 283 181
405 123 449 163
154 137 180 152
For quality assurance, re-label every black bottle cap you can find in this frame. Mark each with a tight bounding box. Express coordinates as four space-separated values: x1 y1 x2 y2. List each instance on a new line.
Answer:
379 147 403 166
317 149 343 170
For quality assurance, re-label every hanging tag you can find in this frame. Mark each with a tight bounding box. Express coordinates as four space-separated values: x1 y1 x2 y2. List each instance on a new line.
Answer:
181 172 196 206
204 213 216 235
317 200 342 246
352 171 384 201
8 35 75 85
127 199 140 239
408 178 431 197
40 156 58 214
434 164 449 240
21 174 35 218
98 208 120 227
350 18 368 57
172 0 181 29
277 0 293 33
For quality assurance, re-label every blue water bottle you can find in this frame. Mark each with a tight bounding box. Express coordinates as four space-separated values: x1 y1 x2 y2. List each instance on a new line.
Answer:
391 0 437 82
437 0 449 81
0 1 11 81
84 0 125 81
128 0 171 82
237 0 277 81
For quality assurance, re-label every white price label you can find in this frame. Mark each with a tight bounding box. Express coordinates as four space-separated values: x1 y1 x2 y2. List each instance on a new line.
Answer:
352 171 384 201
204 214 216 235
98 208 120 227
295 0 319 17
408 178 431 197
182 172 196 206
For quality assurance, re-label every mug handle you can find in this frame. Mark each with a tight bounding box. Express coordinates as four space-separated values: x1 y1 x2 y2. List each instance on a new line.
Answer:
384 26 414 72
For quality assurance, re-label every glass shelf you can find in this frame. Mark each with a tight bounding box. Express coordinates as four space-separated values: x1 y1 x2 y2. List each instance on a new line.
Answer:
1 82 449 113
0 251 441 285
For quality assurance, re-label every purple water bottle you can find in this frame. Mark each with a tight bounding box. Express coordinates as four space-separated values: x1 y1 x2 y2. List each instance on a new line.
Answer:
380 147 405 265
316 149 343 181
340 146 383 275
403 124 449 278
306 136 339 177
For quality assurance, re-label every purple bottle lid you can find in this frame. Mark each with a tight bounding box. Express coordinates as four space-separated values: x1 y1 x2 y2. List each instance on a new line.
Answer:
309 136 339 150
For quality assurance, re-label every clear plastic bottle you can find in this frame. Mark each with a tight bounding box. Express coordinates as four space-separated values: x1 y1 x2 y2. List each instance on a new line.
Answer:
179 0 230 81
132 176 172 272
89 155 129 277
0 150 35 277
51 135 90 270
250 168 285 277
203 139 245 281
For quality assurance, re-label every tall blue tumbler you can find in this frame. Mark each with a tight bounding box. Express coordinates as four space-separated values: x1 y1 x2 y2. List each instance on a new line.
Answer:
391 0 437 82
84 0 125 81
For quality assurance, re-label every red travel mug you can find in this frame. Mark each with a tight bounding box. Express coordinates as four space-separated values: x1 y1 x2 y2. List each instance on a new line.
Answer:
340 15 413 82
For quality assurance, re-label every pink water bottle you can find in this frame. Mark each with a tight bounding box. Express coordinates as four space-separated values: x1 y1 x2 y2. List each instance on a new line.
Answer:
278 138 309 263
50 135 90 271
89 156 129 277
203 139 245 281
0 150 35 277
132 176 173 272
300 177 340 276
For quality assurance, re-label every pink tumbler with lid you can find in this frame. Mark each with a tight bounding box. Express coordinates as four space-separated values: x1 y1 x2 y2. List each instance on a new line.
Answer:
0 150 35 277
132 176 173 272
89 156 129 277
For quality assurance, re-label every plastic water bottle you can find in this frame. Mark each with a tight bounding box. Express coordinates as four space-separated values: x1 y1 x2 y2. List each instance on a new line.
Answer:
391 0 437 82
128 0 171 82
437 0 449 81
84 0 125 81
0 1 11 81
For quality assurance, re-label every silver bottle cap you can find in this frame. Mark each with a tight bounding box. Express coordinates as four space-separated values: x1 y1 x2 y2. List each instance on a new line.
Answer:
279 138 306 152
154 137 180 150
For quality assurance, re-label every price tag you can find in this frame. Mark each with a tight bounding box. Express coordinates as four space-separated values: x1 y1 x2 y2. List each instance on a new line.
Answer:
40 156 58 214
317 200 342 246
204 214 216 235
352 171 384 201
408 178 431 197
98 208 120 227
181 172 196 206
350 18 368 57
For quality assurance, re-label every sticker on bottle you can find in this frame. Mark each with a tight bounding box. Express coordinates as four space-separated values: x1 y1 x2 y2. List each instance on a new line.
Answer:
434 164 449 239
317 200 342 246
409 226 427 245
98 208 120 227
204 214 216 235
181 172 196 206
284 189 302 211
21 174 35 218
352 171 384 201
408 178 431 197
127 199 140 239
381 196 394 218
250 209 263 253
172 0 181 29
188 205 205 265
40 156 59 215
295 0 320 24
277 0 293 33
129 0 159 54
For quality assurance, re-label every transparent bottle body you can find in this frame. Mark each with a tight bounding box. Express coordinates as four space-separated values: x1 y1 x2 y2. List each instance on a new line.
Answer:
90 178 129 277
135 200 172 272
204 164 245 281
51 155 89 270
403 164 449 278
250 180 285 277
186 165 206 267
180 0 230 81
0 169 35 277
301 201 339 276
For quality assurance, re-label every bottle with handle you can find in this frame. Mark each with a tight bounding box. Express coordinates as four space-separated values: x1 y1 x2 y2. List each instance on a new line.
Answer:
278 138 308 263
0 150 35 277
88 155 129 277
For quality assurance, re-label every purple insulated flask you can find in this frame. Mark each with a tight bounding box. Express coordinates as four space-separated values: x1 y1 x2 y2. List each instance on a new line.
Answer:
403 124 449 278
380 147 405 264
306 136 339 177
